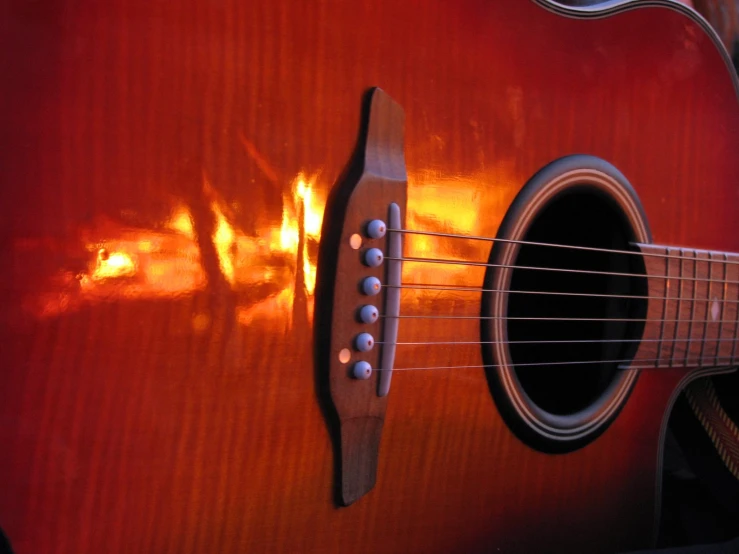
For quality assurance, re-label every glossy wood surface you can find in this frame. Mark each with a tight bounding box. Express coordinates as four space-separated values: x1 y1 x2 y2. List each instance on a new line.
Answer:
2 1 739 553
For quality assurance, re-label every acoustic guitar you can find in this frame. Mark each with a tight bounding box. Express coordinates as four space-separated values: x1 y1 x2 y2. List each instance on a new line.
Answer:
1 0 738 552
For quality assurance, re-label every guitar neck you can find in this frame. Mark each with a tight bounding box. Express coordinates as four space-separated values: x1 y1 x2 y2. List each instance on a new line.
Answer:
633 243 739 369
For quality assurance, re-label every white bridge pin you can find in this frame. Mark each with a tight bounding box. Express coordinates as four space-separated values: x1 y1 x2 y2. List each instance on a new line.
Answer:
364 248 384 267
361 276 381 296
359 305 379 324
352 361 372 380
355 332 375 352
366 219 386 239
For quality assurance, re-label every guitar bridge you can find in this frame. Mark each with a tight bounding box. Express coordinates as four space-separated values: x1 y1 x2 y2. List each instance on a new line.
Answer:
315 88 407 506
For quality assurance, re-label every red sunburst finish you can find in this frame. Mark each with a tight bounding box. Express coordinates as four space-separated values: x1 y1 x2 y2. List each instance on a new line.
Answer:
1 1 738 552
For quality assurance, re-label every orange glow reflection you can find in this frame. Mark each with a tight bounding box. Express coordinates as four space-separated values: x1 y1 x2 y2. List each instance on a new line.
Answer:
91 250 136 281
21 170 327 329
295 175 323 295
272 173 323 295
213 172 325 327
405 175 497 288
22 163 511 327
22 212 208 319
236 287 295 328
298 178 323 239
212 203 236 284
167 205 195 239
78 221 207 300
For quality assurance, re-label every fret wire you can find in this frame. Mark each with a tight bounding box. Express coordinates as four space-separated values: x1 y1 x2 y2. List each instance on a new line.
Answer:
733 258 739 363
717 253 728 365
700 253 713 366
390 228 739 267
686 250 699 366
670 248 684 366
657 246 671 364
390 255 739 286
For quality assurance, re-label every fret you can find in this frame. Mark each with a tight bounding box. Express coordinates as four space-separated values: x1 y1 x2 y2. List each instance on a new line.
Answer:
669 249 686 366
700 253 711 364
715 253 728 364
729 259 739 365
669 249 691 365
632 244 668 368
700 252 719 366
655 246 670 366
687 252 711 365
657 248 682 367
696 252 709 365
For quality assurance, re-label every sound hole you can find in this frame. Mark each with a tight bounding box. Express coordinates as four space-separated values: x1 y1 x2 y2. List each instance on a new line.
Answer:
507 188 648 416
0 527 13 554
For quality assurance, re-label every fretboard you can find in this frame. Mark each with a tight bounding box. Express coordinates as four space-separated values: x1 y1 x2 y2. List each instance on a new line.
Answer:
632 244 739 369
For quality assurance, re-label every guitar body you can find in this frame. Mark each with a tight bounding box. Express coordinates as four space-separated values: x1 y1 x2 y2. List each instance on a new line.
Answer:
1 1 738 552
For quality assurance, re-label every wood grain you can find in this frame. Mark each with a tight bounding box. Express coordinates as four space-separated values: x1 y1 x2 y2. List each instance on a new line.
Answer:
1 1 739 553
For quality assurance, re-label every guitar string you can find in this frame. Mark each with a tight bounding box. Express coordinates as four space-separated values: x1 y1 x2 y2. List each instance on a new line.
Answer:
379 288 736 335
376 337 739 346
372 229 739 370
386 255 739 286
387 228 739 266
380 227 739 302
381 315 731 323
382 283 739 304
376 358 735 371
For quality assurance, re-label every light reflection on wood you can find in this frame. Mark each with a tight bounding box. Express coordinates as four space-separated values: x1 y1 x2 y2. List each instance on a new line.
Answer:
18 174 326 328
